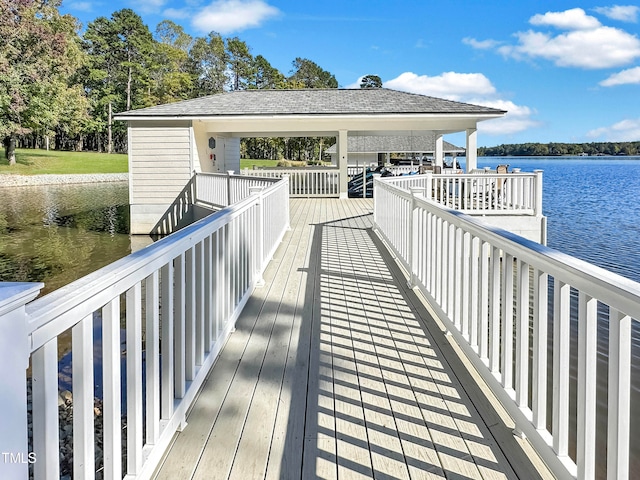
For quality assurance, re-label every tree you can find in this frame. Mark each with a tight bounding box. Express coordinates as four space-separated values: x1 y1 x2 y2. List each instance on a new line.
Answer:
82 9 154 152
150 20 193 104
249 55 285 89
0 0 88 164
360 74 382 89
226 37 253 91
288 58 338 88
110 9 155 111
188 32 228 96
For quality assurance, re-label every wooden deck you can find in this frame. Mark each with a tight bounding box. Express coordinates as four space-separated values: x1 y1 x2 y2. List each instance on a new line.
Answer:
153 198 549 480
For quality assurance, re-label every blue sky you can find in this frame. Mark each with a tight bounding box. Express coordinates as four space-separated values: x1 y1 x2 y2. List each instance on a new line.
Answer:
61 0 640 147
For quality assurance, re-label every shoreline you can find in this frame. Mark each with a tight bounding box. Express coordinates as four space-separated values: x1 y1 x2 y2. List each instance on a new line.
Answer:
0 172 128 187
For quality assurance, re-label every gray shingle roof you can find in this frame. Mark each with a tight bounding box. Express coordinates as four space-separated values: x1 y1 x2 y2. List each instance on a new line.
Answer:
325 134 464 154
115 88 506 118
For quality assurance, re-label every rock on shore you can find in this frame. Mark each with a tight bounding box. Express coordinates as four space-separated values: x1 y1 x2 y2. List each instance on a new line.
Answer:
0 173 128 187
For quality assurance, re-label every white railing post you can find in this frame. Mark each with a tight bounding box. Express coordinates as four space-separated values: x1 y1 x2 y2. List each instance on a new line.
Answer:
227 170 235 206
282 175 291 230
534 170 543 217
0 283 42 479
407 187 425 288
424 172 433 200
249 186 266 286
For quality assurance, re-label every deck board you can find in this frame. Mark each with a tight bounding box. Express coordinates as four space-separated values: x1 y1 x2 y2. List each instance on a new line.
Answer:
153 198 551 480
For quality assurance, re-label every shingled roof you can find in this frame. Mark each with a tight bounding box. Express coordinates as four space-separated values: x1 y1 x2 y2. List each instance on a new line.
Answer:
115 88 506 118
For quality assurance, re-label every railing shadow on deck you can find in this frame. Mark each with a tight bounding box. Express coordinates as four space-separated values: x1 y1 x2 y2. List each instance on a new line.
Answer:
277 210 536 479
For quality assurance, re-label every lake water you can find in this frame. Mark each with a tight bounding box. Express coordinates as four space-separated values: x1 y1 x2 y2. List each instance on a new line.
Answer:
478 156 640 283
0 182 133 296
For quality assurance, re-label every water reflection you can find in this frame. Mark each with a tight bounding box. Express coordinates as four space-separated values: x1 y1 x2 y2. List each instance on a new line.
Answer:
0 182 133 295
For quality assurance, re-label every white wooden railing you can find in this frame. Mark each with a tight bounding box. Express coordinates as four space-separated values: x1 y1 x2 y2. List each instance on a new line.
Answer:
386 170 543 215
347 165 418 176
0 174 290 479
373 177 640 479
196 171 281 208
241 167 339 197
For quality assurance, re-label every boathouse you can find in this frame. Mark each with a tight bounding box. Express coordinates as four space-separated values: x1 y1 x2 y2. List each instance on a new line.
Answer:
114 88 505 234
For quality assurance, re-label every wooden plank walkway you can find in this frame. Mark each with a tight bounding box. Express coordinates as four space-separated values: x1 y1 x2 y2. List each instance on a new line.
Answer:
153 198 549 480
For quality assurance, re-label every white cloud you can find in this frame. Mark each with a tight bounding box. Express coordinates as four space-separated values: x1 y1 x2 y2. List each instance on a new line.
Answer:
594 5 640 23
472 8 640 69
462 37 501 50
381 72 538 136
472 100 542 135
600 66 640 85
191 0 280 35
530 8 601 30
587 118 640 140
383 71 496 101
499 25 640 69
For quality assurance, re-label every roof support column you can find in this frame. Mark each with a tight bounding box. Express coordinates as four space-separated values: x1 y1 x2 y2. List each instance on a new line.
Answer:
435 134 444 170
466 127 478 172
338 130 348 199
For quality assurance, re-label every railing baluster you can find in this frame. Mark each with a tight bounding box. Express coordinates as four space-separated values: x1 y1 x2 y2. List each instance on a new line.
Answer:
435 217 443 305
102 297 122 480
515 260 529 407
161 261 174 419
426 211 434 292
501 252 514 388
607 308 631 480
72 314 95 480
577 292 597 479
460 230 470 338
145 271 160 444
197 240 206 362
552 280 570 457
185 248 196 381
126 282 143 474
532 269 548 430
489 246 501 374
447 223 456 317
469 236 480 350
32 339 59 480
174 254 186 399
479 241 490 361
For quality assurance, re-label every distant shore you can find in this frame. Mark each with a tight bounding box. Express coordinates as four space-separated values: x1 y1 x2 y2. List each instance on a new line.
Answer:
0 173 128 187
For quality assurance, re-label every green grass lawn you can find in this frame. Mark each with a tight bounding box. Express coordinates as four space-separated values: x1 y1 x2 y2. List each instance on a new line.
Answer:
0 148 128 175
0 150 312 175
240 159 280 169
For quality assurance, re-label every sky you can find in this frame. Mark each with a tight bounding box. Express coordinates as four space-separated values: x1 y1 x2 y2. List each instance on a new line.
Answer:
60 0 640 147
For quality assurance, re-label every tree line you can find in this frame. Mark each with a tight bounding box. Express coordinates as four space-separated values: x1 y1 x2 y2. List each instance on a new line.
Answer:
1 0 362 164
479 142 640 157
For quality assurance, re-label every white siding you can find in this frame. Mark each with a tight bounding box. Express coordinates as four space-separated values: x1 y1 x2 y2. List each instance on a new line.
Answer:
129 122 192 205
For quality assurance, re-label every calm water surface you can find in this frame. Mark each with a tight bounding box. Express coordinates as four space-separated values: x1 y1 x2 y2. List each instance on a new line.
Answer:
0 182 132 295
479 156 640 282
